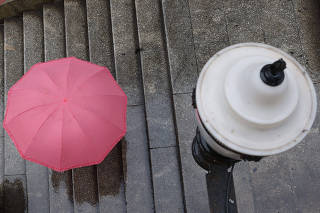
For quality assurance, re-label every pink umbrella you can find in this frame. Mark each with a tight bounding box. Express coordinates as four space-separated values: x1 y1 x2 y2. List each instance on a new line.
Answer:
3 57 127 172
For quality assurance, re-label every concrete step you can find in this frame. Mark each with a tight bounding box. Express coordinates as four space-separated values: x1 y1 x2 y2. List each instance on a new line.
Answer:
3 17 27 213
86 0 126 212
23 10 50 213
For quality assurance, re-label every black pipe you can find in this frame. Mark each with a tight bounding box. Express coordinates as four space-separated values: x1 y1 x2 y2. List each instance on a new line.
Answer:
206 164 238 213
192 128 238 213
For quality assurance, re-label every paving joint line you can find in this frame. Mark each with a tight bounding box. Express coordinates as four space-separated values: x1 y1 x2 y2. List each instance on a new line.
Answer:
149 145 177 150
137 48 165 54
173 91 192 96
127 103 146 107
4 174 27 177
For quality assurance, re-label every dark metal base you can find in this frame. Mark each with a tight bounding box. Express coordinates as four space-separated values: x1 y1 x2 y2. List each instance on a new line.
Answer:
206 165 238 213
192 128 238 171
192 127 263 212
192 128 238 212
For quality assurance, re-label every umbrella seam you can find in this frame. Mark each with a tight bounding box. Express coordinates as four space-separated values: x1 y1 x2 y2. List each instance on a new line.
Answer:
69 101 125 132
4 101 61 125
40 68 62 93
60 106 126 168
21 105 61 154
65 57 72 96
64 57 126 99
70 94 126 99
24 57 74 93
62 106 112 168
7 62 61 98
60 107 65 170
69 68 106 96
66 106 93 143
102 66 127 97
9 88 59 98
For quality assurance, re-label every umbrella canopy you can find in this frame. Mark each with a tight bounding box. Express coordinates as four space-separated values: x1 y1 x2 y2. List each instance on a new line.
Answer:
3 57 127 172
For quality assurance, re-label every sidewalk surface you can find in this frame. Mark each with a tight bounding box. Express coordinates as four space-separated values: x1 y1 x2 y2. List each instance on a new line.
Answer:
0 0 319 212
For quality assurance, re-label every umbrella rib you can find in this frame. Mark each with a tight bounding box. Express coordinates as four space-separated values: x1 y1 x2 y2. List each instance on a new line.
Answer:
70 103 124 133
9 89 59 98
23 106 61 154
42 70 61 92
69 68 105 96
5 101 61 125
70 94 124 99
60 108 65 170
66 58 72 95
66 107 92 144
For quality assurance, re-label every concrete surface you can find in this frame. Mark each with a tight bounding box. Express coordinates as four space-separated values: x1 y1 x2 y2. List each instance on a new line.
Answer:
0 0 320 212
0 0 53 20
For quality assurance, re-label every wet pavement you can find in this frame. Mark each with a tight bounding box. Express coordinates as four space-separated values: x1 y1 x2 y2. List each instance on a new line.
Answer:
0 0 320 212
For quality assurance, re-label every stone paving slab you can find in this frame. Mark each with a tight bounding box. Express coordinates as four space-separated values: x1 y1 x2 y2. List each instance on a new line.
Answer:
86 0 114 72
64 0 89 61
288 131 320 213
0 0 53 20
43 2 66 61
137 66 174 195
124 105 154 213
110 0 144 106
150 146 184 213
293 0 320 83
281 1 320 212
135 0 165 52
140 50 171 96
23 10 44 72
144 92 176 148
48 170 74 213
188 0 228 69
96 144 126 213
135 2 185 210
173 93 210 213
161 1 211 211
3 175 27 213
4 16 25 176
233 162 255 213
248 156 299 213
259 0 304 63
162 0 199 94
224 0 264 44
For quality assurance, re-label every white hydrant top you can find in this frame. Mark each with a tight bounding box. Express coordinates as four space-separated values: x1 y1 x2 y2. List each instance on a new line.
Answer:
196 43 317 156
